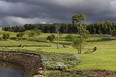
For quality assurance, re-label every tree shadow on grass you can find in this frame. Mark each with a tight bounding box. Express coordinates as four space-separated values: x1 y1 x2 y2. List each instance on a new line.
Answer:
87 38 115 42
52 41 71 45
29 39 71 45
0 37 2 40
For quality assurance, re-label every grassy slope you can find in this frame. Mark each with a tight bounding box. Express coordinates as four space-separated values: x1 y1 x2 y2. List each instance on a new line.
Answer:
0 30 18 37
1 30 116 71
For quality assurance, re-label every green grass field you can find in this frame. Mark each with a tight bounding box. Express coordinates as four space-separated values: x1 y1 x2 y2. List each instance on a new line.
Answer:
71 45 116 71
20 45 116 71
0 30 116 71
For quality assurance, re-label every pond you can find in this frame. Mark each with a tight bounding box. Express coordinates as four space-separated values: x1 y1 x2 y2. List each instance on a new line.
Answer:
0 61 23 77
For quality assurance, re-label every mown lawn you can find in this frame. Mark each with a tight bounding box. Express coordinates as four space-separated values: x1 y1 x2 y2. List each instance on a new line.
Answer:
21 45 116 71
70 45 116 71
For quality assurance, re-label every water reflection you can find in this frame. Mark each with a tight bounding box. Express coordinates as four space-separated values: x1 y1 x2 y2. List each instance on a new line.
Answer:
0 67 23 77
0 52 41 77
0 61 23 77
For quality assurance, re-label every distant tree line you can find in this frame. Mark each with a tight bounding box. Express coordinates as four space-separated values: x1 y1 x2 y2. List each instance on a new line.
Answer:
2 26 25 32
87 20 116 34
2 20 116 34
2 23 78 33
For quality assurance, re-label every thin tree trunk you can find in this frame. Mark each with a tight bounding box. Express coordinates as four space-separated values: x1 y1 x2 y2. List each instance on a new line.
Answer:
57 31 59 49
76 24 82 54
80 24 82 54
80 33 82 54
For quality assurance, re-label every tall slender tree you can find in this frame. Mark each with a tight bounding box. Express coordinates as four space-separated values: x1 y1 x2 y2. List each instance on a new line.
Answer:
71 13 86 54
54 23 60 49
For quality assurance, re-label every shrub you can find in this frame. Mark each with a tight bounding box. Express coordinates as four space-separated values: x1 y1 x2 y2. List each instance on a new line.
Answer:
28 32 35 37
47 34 55 42
112 30 116 36
2 33 10 40
16 32 24 40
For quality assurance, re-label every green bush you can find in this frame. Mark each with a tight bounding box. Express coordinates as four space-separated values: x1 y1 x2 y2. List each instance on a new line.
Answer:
28 32 35 37
16 32 24 40
2 33 10 40
47 34 55 42
112 30 116 36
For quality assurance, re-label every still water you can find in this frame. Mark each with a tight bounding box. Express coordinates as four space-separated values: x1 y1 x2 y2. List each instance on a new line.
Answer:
0 61 23 77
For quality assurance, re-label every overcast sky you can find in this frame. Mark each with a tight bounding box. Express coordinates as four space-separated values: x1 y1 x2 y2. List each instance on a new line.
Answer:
0 0 116 29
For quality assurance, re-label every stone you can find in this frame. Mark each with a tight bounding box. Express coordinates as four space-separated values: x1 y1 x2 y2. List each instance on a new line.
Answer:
39 67 43 70
32 75 43 77
37 70 43 74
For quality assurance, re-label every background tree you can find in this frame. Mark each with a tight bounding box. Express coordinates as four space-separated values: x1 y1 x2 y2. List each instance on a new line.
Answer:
28 31 35 40
93 28 96 34
112 30 116 36
54 23 60 49
104 24 108 34
33 29 42 40
2 21 116 34
2 33 10 40
16 32 24 40
28 32 35 37
109 27 112 35
35 29 42 36
81 26 90 39
71 13 86 54
49 24 56 33
98 26 102 37
47 34 55 42
65 34 75 41
94 22 99 34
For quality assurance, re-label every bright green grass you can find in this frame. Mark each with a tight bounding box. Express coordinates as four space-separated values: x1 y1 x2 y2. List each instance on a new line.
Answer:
0 37 116 47
20 45 116 71
0 30 18 37
0 39 71 46
1 30 116 46
71 45 116 71
86 40 116 46
0 30 17 35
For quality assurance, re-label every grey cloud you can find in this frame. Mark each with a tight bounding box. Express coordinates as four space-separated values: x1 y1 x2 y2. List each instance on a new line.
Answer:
0 1 47 18
0 0 116 27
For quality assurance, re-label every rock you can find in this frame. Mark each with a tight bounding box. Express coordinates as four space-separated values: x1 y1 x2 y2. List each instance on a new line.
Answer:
37 70 43 74
32 75 43 77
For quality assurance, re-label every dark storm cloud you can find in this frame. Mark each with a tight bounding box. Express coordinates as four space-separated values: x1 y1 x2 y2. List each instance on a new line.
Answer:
0 1 47 18
0 0 116 28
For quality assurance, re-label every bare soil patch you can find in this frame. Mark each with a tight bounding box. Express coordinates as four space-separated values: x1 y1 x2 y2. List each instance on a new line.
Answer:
43 69 116 77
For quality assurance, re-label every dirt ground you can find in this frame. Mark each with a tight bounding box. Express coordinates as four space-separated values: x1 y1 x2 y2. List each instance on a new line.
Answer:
43 69 116 77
